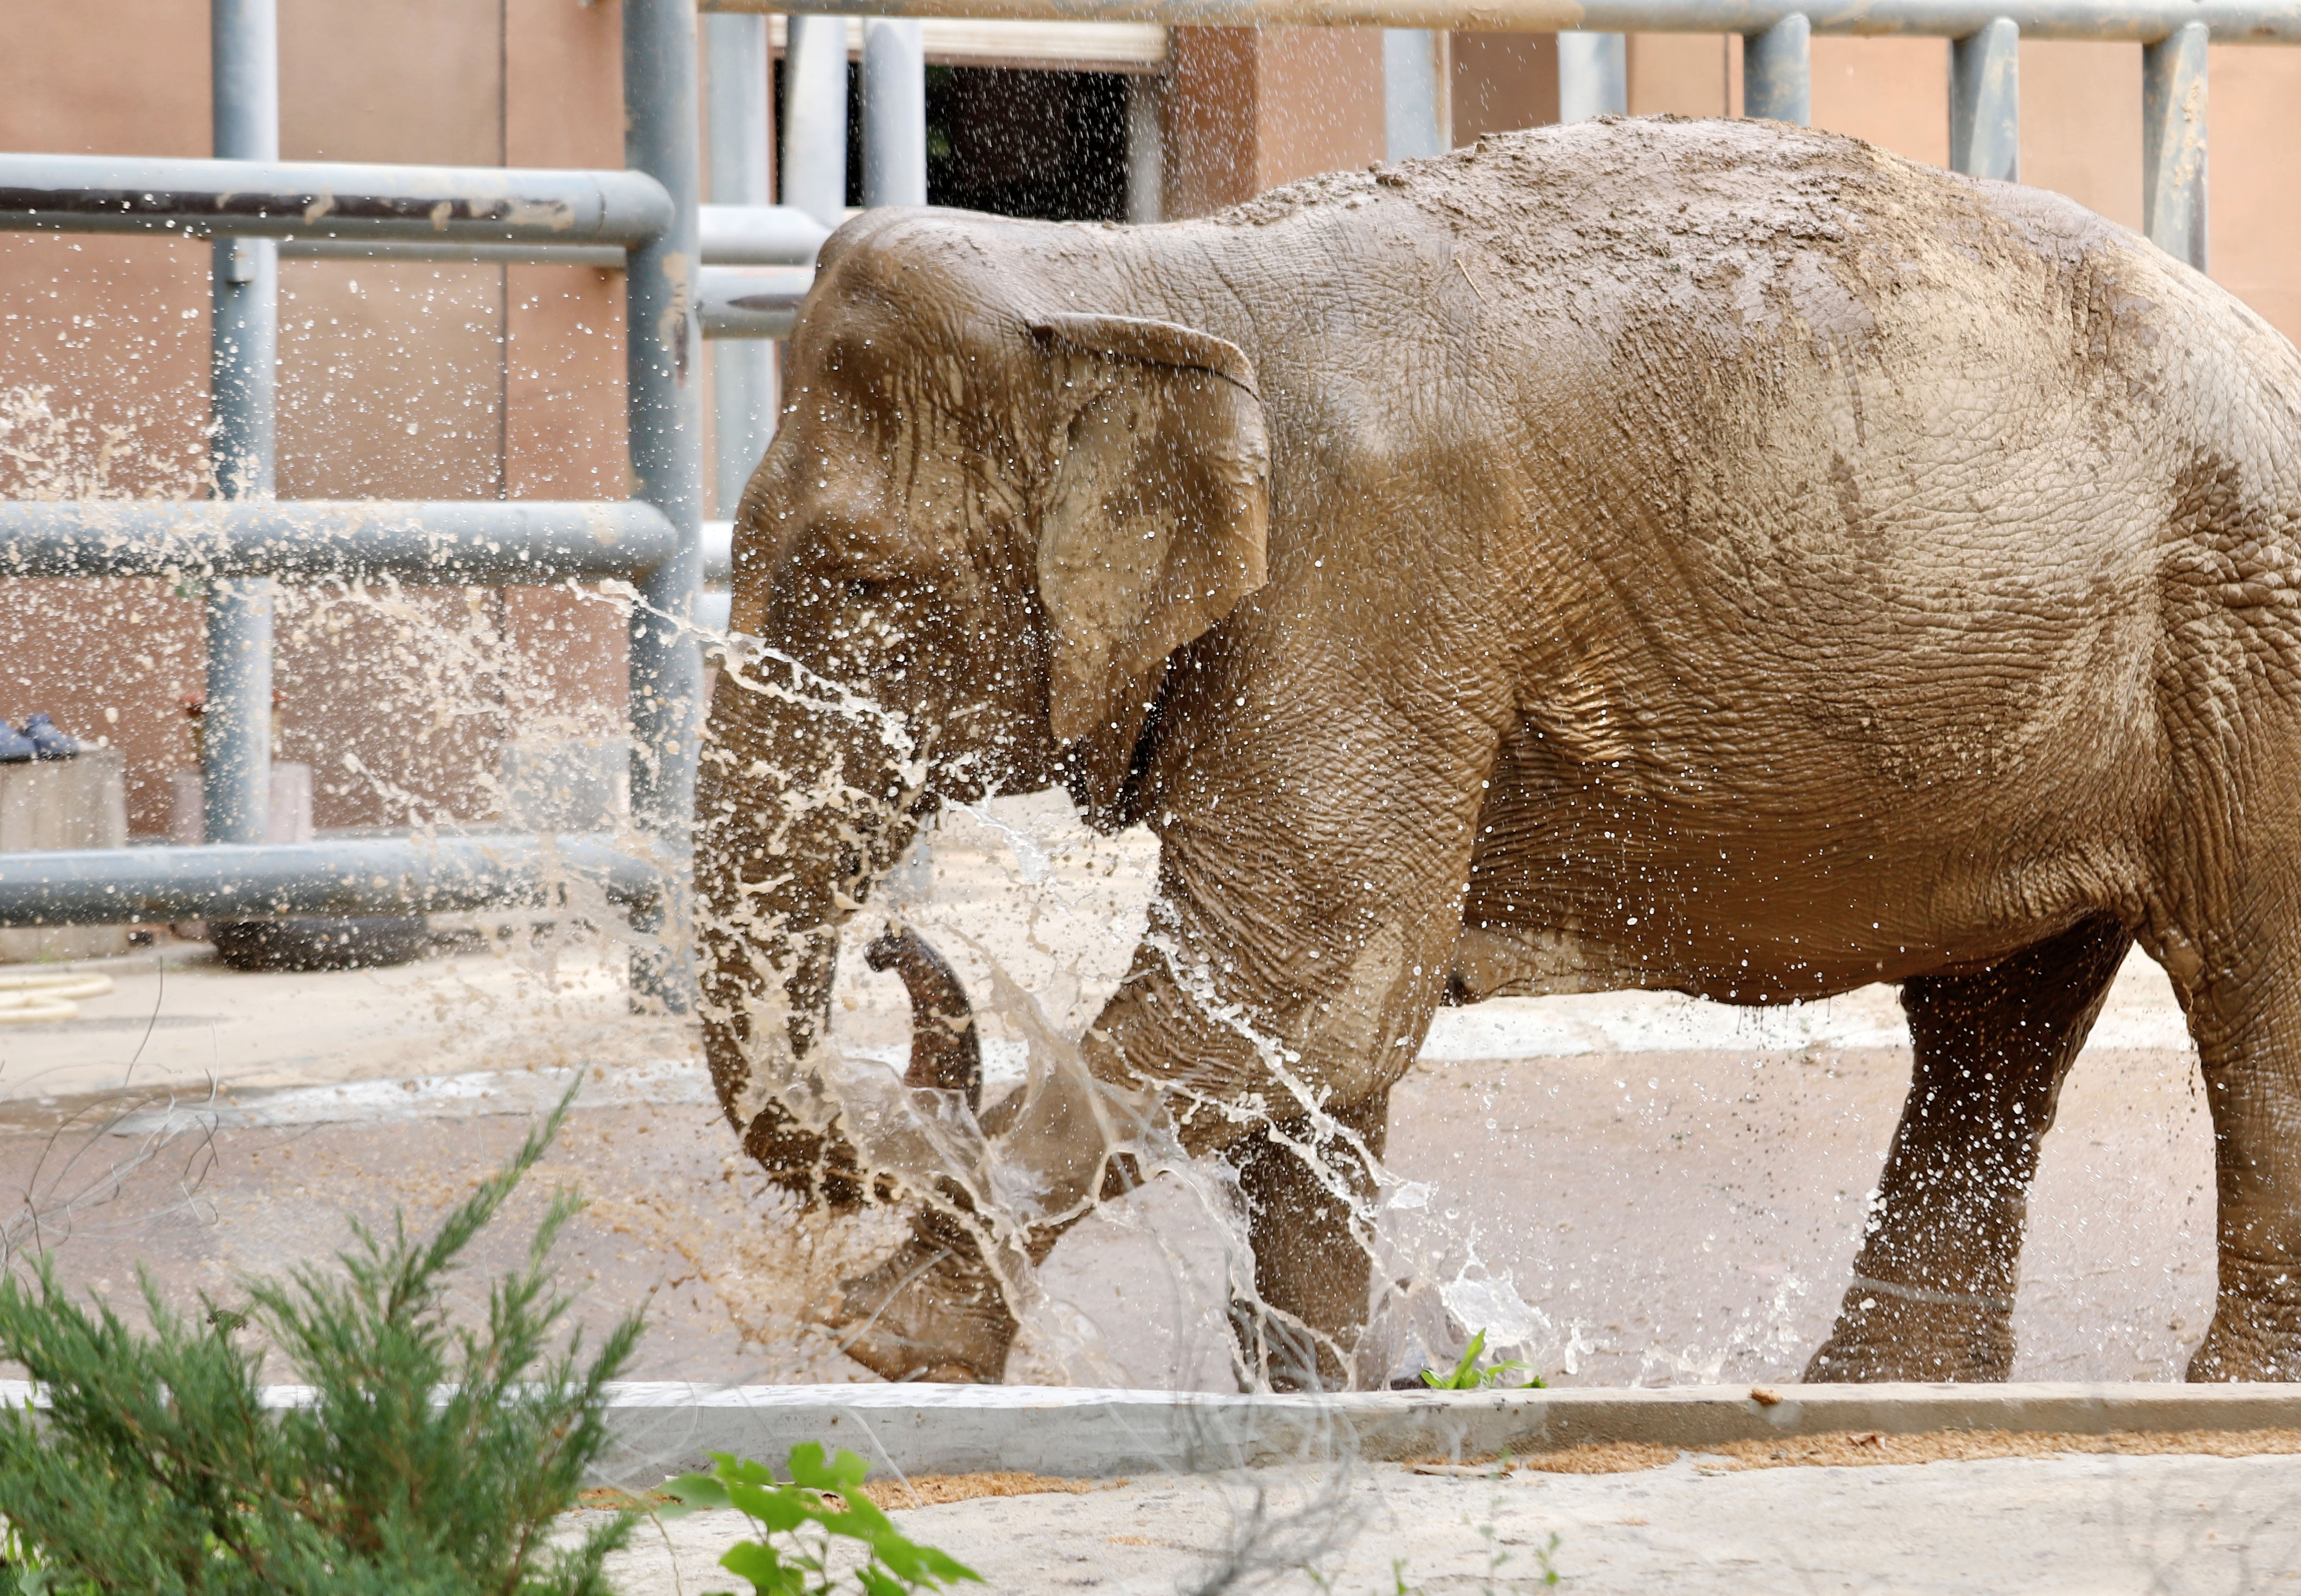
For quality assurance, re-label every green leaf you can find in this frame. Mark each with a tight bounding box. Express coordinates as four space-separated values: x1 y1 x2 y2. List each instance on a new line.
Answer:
663 1472 734 1515
719 1536 797 1593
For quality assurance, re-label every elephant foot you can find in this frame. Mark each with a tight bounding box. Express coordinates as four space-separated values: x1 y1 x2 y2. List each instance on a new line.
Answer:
1804 1276 2015 1383
819 1210 1019 1384
743 1097 894 1213
2186 1276 2301 1381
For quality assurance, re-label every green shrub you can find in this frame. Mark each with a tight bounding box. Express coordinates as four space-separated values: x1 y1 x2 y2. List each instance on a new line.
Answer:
656 1446 982 1596
0 1089 641 1596
1418 1330 1545 1391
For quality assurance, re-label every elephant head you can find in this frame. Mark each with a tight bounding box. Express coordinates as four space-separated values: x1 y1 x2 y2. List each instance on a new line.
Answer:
694 214 1271 1207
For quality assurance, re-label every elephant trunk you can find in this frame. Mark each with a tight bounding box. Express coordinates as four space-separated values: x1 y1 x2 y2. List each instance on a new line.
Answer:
865 926 983 1113
695 667 925 1209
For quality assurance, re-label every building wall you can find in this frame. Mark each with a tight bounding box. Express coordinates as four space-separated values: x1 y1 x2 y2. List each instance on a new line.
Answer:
1165 26 1384 215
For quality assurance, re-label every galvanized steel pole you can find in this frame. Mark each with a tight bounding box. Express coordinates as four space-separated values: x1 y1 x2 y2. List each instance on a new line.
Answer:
784 14 852 230
1125 78 1163 221
1949 17 2020 178
1743 13 1811 120
206 0 279 848
1559 32 1629 119
624 0 706 1008
862 18 929 205
1382 30 1451 160
2143 19 2208 270
707 12 778 517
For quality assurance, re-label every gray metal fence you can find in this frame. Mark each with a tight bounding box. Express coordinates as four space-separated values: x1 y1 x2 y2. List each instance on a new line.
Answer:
0 0 2288 998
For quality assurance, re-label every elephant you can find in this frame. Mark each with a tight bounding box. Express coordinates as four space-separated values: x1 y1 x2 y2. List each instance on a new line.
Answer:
694 112 2301 1389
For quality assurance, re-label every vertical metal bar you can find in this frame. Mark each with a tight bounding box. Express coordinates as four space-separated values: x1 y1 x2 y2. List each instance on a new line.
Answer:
784 13 850 230
1949 19 2021 180
1382 29 1448 162
1558 32 1628 122
206 0 277 846
706 11 775 519
1125 76 1163 224
625 0 705 1008
1744 13 1811 125
861 18 926 208
2143 19 2209 272
1949 17 2019 180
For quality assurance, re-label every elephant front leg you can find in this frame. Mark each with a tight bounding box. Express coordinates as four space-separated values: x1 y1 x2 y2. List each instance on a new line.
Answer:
825 796 1473 1386
1227 1093 1391 1392
1808 914 2129 1382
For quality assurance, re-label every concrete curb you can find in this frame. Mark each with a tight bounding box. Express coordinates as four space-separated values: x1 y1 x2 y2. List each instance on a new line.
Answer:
585 1381 2301 1486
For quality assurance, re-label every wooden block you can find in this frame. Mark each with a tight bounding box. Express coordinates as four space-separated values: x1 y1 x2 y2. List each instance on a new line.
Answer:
0 748 130 964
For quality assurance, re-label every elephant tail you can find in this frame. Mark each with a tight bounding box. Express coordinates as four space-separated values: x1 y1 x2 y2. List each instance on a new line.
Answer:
864 926 984 1113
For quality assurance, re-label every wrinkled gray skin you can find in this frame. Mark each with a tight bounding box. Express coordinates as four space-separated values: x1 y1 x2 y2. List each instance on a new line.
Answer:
697 115 2301 1388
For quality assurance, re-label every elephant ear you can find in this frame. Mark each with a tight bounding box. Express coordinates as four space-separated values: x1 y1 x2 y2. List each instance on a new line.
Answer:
1029 313 1271 817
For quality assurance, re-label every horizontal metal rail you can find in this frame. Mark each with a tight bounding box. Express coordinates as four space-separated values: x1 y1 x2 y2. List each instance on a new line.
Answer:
278 203 828 269
699 265 813 338
280 239 628 265
700 203 832 264
0 500 676 583
0 153 672 244
705 0 2301 42
0 836 662 926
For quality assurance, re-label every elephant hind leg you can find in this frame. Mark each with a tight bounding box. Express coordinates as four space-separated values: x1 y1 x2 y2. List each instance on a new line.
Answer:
1806 912 2131 1383
2172 885 2301 1380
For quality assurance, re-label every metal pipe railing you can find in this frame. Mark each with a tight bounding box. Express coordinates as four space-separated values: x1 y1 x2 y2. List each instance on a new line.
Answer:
1950 17 2021 179
1383 30 1451 160
1558 32 1629 120
621 0 709 1005
0 836 661 926
864 19 932 206
1744 13 1813 121
708 14 783 517
2143 20 2210 270
206 0 280 849
0 0 703 1010
0 154 675 246
784 14 853 231
0 501 679 583
704 0 2301 38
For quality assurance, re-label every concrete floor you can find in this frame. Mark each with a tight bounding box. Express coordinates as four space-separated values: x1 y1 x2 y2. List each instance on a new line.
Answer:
591 1453 2301 1594
0 793 2219 1390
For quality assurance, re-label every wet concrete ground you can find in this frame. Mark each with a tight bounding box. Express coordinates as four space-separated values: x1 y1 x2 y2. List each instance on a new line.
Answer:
591 1453 2301 1594
0 795 2218 1394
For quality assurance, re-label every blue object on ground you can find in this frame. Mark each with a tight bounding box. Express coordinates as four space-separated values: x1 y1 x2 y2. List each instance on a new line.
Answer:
20 713 78 760
0 722 33 763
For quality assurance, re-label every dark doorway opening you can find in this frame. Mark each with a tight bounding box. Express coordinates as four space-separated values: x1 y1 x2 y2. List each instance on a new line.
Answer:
771 60 1129 222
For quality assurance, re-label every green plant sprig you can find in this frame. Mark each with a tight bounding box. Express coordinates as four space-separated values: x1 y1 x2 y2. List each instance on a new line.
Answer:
656 1446 982 1596
1418 1329 1547 1391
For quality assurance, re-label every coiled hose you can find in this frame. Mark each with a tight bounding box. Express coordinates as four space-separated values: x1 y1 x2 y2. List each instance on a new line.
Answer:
0 972 115 1024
